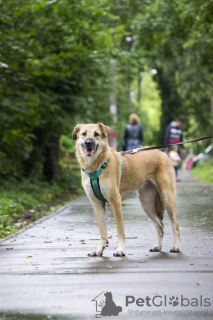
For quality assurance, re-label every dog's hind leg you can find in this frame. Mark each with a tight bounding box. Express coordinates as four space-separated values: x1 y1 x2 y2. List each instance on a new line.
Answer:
159 189 180 252
88 200 108 257
155 173 180 252
137 180 164 252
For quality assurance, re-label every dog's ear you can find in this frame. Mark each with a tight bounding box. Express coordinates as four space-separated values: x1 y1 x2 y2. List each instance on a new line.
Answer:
72 124 84 140
98 123 111 138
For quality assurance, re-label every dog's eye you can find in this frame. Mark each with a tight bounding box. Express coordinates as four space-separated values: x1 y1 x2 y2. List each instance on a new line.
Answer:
94 132 99 137
82 132 87 137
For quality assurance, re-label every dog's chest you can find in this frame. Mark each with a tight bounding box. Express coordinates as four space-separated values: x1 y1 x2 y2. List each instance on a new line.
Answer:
83 179 94 198
82 177 111 201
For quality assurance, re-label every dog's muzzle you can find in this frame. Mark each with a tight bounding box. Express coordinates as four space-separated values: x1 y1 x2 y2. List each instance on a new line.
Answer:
82 138 98 156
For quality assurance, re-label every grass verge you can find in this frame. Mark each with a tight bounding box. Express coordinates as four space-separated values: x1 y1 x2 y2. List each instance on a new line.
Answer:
192 159 213 183
0 169 83 239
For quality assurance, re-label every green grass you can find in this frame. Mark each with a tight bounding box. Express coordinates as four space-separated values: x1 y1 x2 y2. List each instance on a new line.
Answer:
192 159 213 183
0 169 83 239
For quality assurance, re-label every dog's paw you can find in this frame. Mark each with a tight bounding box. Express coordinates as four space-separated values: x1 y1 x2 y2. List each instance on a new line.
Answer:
88 250 103 257
113 250 125 257
88 245 106 257
114 239 126 257
170 246 180 253
149 245 162 252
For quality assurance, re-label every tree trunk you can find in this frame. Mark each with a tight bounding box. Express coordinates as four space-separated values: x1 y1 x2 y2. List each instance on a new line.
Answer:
43 138 60 182
155 68 182 144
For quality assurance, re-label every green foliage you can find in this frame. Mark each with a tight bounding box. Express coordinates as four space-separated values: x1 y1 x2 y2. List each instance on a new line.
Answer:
138 73 162 145
0 0 212 184
192 159 213 184
132 0 213 146
0 169 82 238
0 0 121 179
60 135 75 154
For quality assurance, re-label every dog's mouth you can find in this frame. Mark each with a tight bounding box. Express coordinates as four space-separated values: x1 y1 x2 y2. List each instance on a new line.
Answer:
82 144 99 156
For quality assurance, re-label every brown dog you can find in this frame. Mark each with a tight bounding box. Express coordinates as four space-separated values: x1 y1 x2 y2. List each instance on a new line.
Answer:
72 123 180 256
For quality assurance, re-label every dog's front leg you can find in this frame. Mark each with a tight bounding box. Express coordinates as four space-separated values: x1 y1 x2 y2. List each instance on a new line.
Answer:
109 195 126 257
88 200 108 257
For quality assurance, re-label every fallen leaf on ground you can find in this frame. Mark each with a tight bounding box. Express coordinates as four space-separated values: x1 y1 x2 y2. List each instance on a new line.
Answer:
137 261 146 263
6 247 13 250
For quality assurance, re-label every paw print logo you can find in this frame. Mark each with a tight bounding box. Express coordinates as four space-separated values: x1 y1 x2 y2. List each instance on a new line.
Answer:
169 296 179 307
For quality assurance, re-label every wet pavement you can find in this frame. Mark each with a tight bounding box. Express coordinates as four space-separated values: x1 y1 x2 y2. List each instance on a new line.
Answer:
0 172 213 320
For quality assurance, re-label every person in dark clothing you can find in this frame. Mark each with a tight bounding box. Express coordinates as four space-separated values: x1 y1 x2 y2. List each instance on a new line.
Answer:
124 113 143 151
164 118 185 151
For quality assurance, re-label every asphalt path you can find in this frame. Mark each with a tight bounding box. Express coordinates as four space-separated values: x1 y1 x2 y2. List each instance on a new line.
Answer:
0 172 213 320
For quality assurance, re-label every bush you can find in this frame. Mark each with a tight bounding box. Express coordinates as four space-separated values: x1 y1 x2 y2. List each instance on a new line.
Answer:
0 169 82 238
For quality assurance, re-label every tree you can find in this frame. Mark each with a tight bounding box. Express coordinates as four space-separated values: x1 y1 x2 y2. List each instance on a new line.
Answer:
132 0 213 147
0 0 121 180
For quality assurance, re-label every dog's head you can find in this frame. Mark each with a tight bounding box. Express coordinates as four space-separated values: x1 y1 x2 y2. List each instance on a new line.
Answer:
72 123 111 157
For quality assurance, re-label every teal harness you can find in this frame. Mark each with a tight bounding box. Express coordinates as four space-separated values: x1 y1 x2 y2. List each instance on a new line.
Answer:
82 158 123 202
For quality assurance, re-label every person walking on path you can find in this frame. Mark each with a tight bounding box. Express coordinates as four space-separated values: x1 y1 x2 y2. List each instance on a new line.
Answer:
123 113 143 151
164 118 185 154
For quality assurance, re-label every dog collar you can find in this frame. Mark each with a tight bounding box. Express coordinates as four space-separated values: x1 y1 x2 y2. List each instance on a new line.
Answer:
82 158 123 202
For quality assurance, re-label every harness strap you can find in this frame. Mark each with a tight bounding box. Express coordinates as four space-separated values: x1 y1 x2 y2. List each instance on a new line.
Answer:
90 177 107 202
82 159 107 180
82 158 124 202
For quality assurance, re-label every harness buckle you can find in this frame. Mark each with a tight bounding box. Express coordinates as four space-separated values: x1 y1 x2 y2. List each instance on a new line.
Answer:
101 161 107 169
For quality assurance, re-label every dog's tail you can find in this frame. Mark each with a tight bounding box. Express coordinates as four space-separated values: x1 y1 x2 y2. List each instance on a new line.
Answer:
155 193 164 224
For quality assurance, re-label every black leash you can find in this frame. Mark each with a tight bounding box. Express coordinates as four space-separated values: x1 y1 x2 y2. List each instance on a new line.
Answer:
120 135 213 155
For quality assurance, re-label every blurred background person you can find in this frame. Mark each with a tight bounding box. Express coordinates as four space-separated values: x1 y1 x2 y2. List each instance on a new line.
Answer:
123 113 143 151
164 118 185 155
169 145 182 182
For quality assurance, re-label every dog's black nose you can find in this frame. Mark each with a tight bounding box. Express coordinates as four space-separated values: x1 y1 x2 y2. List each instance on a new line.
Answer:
85 138 93 148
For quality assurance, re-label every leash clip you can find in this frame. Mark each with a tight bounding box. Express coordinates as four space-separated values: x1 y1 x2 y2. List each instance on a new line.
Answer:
130 149 139 154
